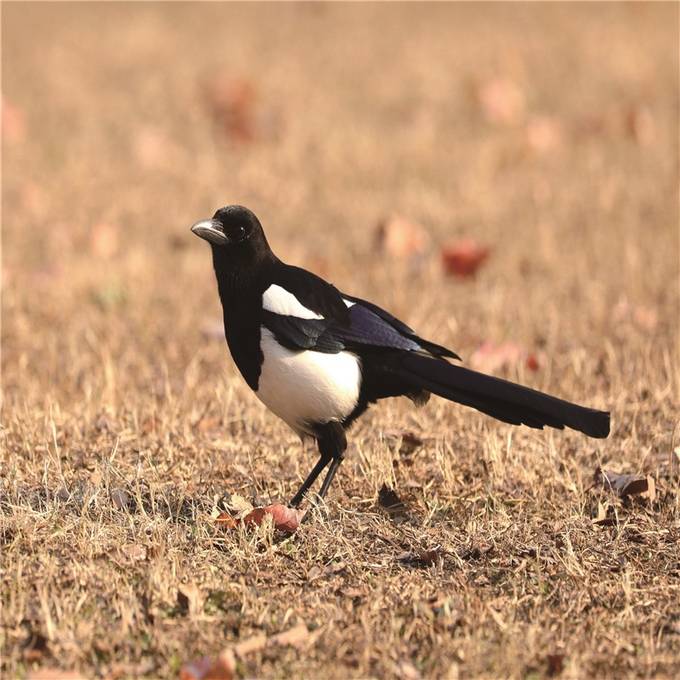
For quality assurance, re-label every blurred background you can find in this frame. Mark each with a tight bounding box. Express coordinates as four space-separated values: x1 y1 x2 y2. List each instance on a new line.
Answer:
2 4 679 678
3 3 677 395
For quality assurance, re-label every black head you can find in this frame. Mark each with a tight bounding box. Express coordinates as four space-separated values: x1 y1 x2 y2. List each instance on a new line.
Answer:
190 205 273 270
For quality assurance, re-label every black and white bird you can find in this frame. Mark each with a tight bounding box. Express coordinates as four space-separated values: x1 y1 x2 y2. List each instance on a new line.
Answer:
191 205 610 507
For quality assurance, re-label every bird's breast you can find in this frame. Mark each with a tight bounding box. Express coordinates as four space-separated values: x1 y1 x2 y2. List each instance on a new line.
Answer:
255 328 361 435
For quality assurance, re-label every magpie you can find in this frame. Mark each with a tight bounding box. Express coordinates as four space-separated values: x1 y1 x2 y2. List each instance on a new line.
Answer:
191 205 610 507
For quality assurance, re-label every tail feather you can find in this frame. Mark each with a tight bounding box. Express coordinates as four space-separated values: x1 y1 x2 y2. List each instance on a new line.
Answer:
394 354 610 439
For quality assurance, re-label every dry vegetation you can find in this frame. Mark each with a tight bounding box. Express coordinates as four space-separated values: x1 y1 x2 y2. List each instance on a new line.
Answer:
2 3 679 679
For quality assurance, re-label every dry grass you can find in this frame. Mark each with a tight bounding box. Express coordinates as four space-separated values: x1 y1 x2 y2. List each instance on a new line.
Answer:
2 3 679 678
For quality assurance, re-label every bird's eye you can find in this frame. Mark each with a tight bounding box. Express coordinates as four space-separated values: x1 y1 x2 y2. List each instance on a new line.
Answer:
226 225 246 241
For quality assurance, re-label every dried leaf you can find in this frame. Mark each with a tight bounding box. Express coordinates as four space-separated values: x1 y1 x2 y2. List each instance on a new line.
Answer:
595 468 652 498
398 547 443 567
179 650 235 680
243 504 305 533
469 341 523 373
525 353 541 371
526 115 563 153
477 77 525 125
378 484 408 517
625 105 655 146
90 222 119 259
633 306 658 331
417 548 443 566
215 511 238 529
134 126 173 168
592 501 616 526
226 494 255 516
203 74 257 142
374 215 430 259
2 97 26 143
441 239 490 278
216 497 304 533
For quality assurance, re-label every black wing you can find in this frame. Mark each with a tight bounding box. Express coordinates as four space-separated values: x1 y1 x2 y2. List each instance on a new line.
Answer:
341 293 460 360
262 267 460 359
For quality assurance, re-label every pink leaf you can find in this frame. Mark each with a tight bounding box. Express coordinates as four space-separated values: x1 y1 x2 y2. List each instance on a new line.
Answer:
441 239 490 278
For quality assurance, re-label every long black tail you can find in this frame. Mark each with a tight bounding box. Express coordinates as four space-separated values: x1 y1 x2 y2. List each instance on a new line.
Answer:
394 354 610 438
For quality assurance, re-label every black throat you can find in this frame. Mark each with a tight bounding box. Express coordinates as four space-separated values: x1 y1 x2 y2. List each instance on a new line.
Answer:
210 245 278 391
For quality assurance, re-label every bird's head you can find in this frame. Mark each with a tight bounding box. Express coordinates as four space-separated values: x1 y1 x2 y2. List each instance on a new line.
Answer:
190 205 273 270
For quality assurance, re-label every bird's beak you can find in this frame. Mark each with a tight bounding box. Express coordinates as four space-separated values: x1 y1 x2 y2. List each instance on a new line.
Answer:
190 219 228 246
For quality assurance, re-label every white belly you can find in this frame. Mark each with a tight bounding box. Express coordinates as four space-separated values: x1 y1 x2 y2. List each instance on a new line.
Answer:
256 328 361 435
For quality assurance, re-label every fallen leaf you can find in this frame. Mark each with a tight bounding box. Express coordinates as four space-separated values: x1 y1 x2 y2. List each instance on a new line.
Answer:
134 126 173 168
592 501 616 526
625 105 655 146
2 97 26 143
398 547 443 567
90 222 119 259
226 493 255 516
477 77 525 125
21 182 48 218
525 353 541 371
469 341 523 373
203 74 257 142
417 548 443 565
215 512 238 529
595 468 653 498
243 504 304 533
441 239 490 278
179 650 235 680
526 115 563 153
574 113 609 140
374 215 430 259
378 484 408 517
633 306 658 332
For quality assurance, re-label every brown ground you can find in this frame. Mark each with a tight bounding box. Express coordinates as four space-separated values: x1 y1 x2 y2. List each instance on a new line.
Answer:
2 3 679 679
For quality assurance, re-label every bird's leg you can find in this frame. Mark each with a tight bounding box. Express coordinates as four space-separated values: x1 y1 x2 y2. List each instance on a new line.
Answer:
289 452 332 508
315 421 348 501
289 421 347 507
317 453 345 500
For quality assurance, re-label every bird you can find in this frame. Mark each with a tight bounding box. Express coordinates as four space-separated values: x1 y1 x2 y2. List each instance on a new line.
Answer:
191 205 610 507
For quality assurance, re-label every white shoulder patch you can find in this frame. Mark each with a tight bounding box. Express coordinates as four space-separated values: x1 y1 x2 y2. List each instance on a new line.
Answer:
343 298 356 308
262 284 324 320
